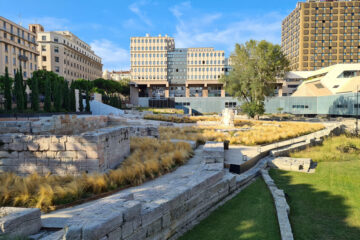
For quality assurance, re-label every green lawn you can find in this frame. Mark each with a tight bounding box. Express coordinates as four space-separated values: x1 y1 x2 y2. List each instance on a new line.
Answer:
179 178 281 240
270 135 360 240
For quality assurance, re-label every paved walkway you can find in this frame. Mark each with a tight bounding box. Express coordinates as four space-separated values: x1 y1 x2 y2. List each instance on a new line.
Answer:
224 146 258 165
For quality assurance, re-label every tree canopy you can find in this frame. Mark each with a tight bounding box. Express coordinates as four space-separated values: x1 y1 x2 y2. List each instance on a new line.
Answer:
221 40 289 118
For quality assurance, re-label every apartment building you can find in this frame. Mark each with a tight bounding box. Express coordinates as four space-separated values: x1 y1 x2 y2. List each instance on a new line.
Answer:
130 34 226 104
282 0 360 71
102 70 131 81
29 24 102 81
0 16 39 79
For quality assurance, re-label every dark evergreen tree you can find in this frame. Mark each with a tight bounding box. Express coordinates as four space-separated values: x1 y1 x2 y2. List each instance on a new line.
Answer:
78 89 84 112
85 81 90 112
44 76 52 112
54 80 61 112
14 70 24 112
31 75 39 112
62 81 70 111
69 82 76 112
4 67 12 111
19 66 27 110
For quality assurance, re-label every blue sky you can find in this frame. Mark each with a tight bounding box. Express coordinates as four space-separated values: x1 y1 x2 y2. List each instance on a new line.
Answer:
1 0 299 70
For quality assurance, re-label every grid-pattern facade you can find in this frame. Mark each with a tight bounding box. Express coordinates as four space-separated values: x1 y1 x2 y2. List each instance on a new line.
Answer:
130 34 226 102
130 34 175 82
282 0 360 71
30 24 102 81
0 16 39 79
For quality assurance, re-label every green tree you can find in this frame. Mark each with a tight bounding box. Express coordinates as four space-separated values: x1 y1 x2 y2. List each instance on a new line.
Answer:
14 70 24 112
53 80 62 112
31 75 39 112
62 81 70 111
19 66 27 110
221 40 289 118
78 89 84 112
44 76 52 112
85 81 90 112
69 82 76 112
4 67 12 111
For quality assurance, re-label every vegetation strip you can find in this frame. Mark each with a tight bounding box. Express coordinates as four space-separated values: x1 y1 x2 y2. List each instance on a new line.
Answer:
0 138 193 212
270 135 360 240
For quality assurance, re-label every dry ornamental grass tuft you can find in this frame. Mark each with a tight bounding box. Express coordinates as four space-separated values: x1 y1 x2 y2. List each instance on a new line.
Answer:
0 138 193 211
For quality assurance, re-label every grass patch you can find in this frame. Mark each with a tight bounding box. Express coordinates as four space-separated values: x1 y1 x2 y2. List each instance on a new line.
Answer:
0 138 193 212
179 178 280 240
270 135 360 240
290 135 360 162
144 114 220 123
137 108 184 115
160 121 324 146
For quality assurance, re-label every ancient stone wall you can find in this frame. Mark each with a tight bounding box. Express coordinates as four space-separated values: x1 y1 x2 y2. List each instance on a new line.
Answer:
0 115 109 135
0 126 130 176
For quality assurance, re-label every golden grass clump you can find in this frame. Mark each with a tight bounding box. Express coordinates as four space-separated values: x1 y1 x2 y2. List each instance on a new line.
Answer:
0 138 193 212
144 114 220 123
160 121 325 146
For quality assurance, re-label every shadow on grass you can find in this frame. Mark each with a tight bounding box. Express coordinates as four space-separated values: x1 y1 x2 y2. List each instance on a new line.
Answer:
179 178 281 240
270 169 360 240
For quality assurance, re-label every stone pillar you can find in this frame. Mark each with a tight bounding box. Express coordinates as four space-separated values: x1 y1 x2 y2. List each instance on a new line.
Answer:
165 87 169 98
202 87 208 98
221 108 235 127
221 86 225 97
75 89 80 112
130 85 139 105
186 86 190 97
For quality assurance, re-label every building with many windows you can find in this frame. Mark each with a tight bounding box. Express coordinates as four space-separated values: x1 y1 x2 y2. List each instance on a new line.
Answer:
130 34 227 104
282 0 360 71
29 24 102 81
0 16 39 79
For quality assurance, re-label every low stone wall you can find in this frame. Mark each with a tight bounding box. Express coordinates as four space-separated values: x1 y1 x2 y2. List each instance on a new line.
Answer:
203 142 224 164
0 126 130 176
269 157 313 173
0 207 41 238
261 169 294 240
0 115 109 135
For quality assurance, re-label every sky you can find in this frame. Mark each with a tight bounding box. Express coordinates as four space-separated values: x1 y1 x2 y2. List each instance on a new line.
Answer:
1 0 300 71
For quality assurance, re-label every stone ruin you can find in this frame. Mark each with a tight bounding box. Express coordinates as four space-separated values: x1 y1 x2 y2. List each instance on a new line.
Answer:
221 108 235 127
0 115 159 176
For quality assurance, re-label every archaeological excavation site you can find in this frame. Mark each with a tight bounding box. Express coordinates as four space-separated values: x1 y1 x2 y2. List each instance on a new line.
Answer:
0 109 344 240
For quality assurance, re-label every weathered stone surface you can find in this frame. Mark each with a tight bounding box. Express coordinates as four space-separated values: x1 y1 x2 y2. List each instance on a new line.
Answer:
203 142 224 164
269 157 313 173
0 207 41 238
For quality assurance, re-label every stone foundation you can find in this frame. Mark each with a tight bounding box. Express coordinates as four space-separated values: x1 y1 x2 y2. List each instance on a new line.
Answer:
0 207 41 238
0 126 130 176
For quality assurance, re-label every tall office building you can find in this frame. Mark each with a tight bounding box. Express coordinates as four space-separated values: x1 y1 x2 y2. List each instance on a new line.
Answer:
29 24 102 81
130 34 226 104
282 0 360 71
0 16 39 79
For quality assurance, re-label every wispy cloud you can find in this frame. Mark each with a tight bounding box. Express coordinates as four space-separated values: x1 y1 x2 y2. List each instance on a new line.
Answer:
90 39 130 70
169 2 284 54
129 0 153 27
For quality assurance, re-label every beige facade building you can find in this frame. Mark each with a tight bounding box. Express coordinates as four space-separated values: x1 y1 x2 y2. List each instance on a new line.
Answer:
0 16 39 79
282 0 360 71
102 70 131 81
130 34 226 104
29 24 102 81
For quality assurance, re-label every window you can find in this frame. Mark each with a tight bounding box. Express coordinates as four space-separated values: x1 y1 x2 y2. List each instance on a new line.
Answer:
54 38 58 42
55 57 59 62
42 56 47 61
41 35 46 41
54 47 59 53
55 66 60 73
41 45 46 51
